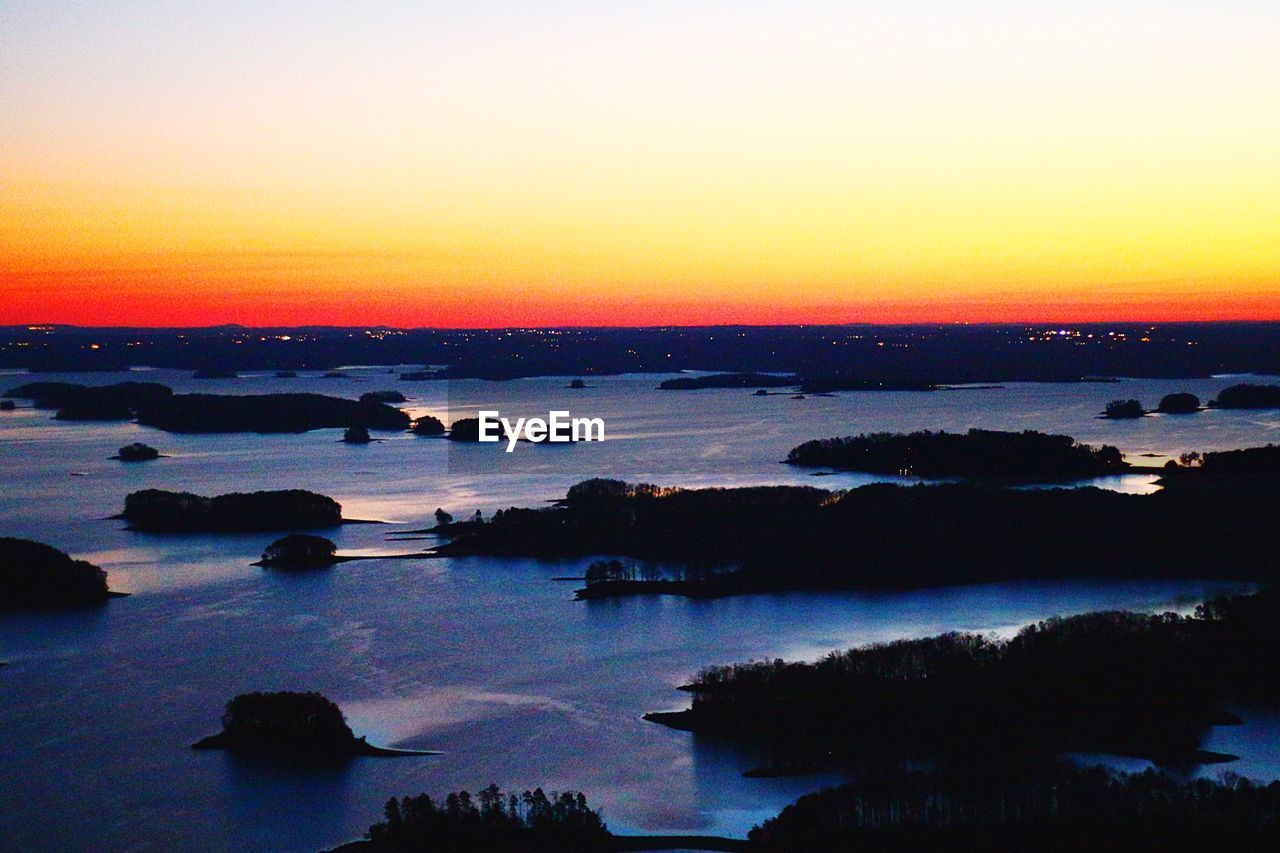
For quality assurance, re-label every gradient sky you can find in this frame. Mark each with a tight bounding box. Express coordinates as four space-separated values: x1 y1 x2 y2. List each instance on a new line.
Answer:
2 1 1278 326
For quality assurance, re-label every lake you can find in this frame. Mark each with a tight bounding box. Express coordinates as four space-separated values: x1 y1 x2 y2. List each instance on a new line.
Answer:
1 369 1275 850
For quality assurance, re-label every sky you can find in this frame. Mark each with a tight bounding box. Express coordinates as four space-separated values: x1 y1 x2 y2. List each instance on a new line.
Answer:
1 0 1278 327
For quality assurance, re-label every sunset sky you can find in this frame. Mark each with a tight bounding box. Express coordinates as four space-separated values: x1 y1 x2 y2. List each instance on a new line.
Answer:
2 1 1278 326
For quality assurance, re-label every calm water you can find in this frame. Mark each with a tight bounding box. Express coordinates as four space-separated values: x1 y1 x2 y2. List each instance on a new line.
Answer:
1 369 1276 850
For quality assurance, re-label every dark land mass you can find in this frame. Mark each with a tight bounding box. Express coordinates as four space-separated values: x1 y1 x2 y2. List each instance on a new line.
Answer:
432 452 1280 596
0 537 125 608
253 534 428 568
120 489 349 532
1101 398 1146 419
647 586 1280 770
340 769 1280 852
1157 392 1201 413
134 392 409 433
658 372 798 390
1212 382 1280 409
747 764 1280 851
411 415 445 436
341 784 745 852
784 428 1126 481
5 323 1280 384
192 692 435 760
4 380 173 420
360 390 407 403
113 442 161 461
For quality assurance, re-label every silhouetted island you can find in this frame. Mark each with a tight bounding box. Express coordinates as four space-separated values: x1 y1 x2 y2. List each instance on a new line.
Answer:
359 390 407 404
120 488 347 532
344 785 745 852
784 428 1126 481
568 378 587 389
748 765 1280 851
410 415 445 436
343 425 372 443
4 380 173 420
1101 398 1145 419
1157 392 1201 414
446 417 482 441
113 442 160 461
134 392 409 433
257 534 339 568
0 399 15 411
648 587 1280 771
432 470 1280 598
274 370 298 378
192 691 434 760
1211 383 1280 409
0 537 124 608
192 369 237 379
351 785 612 851
659 373 798 390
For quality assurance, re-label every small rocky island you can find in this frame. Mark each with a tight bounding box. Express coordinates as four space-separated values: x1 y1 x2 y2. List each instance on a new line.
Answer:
446 417 482 441
256 534 339 568
411 415 445 436
114 442 161 461
343 425 372 443
192 691 435 760
120 488 348 532
1102 399 1146 419
359 390 407 404
134 392 409 433
1156 392 1201 414
1 537 124 608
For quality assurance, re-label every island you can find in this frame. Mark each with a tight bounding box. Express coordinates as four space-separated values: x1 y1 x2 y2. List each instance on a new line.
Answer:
0 400 15 411
255 534 339 568
120 488 347 532
1101 398 1145 419
1212 383 1280 409
133 392 409 433
113 442 161 461
1157 392 1201 414
411 415 446 436
747 765 1280 850
647 586 1280 772
192 369 237 379
1 537 125 608
4 381 173 420
274 370 298 378
430 467 1280 598
398 370 441 381
192 691 435 759
350 785 743 852
659 373 798 390
784 428 1127 481
343 425 372 443
446 417 482 441
568 378 587 389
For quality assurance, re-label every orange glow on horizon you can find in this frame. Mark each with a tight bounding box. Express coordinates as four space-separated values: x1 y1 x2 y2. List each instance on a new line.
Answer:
3 2 1278 328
